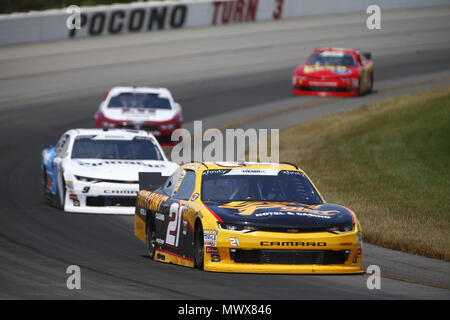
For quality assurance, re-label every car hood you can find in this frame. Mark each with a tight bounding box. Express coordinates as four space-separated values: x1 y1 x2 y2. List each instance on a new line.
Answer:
204 201 354 229
65 159 178 181
296 65 356 78
103 107 177 122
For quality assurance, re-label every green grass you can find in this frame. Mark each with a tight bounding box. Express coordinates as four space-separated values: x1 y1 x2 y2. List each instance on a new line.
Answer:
278 87 450 260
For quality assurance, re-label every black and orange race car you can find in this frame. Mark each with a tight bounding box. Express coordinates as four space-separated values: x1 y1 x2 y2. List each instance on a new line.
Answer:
292 48 373 97
134 162 363 274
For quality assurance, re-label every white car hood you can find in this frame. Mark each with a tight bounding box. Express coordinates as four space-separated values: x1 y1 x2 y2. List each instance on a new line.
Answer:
103 108 176 122
65 159 178 181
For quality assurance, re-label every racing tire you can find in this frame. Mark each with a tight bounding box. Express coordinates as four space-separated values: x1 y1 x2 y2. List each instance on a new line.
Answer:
368 73 374 93
146 216 157 260
194 222 204 270
358 76 364 96
58 174 66 210
42 169 51 205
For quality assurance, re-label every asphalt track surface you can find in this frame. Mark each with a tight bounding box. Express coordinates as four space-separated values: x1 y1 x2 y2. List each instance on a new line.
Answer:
0 7 449 299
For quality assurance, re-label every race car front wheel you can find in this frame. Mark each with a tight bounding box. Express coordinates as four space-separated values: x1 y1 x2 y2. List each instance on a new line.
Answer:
194 222 204 270
58 174 66 209
146 216 157 259
358 76 363 96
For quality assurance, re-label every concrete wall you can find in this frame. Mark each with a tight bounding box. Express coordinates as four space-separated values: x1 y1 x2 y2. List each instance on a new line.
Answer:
0 0 449 45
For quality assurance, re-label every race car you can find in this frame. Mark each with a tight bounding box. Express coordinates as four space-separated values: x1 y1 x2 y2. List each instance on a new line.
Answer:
94 86 183 145
41 128 179 214
292 48 373 97
134 162 363 274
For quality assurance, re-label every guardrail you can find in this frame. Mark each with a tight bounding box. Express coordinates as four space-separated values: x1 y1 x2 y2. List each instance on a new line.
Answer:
0 0 448 46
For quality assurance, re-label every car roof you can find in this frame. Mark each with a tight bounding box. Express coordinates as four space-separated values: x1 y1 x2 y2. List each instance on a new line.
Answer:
314 47 360 55
67 128 158 139
107 86 173 99
181 161 305 173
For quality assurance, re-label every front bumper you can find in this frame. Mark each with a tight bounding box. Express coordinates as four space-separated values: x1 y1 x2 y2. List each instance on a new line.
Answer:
95 118 182 138
203 229 362 274
292 77 359 97
64 180 138 215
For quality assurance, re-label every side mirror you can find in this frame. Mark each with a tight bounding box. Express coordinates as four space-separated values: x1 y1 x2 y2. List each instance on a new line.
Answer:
139 172 170 191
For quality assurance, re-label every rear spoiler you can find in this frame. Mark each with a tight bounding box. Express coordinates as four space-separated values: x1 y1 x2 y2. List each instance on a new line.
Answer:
363 52 372 60
138 172 169 191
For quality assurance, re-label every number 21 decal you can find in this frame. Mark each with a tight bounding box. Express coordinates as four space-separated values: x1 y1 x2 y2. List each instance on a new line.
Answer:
165 202 185 248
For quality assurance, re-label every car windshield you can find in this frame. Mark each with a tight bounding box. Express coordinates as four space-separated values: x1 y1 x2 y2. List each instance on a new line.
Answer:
307 52 356 66
201 169 323 205
71 136 164 160
107 92 172 110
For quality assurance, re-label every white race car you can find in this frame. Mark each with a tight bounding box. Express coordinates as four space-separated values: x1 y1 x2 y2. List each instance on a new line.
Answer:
41 128 179 214
94 86 183 145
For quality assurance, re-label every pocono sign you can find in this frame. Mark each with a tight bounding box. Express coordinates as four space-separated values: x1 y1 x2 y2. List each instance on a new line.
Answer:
66 0 284 38
68 4 188 37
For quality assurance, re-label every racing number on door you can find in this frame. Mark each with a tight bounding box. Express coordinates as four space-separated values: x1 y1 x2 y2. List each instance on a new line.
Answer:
165 202 185 248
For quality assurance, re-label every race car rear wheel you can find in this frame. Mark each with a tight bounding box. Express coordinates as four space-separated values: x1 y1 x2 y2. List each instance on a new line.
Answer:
146 216 157 260
368 73 374 93
194 222 204 270
42 169 51 205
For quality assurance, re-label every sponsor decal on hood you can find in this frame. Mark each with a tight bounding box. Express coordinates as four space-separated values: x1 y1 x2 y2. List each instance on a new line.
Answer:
204 201 353 228
217 201 338 217
65 159 178 182
303 65 351 75
75 160 167 168
103 108 176 122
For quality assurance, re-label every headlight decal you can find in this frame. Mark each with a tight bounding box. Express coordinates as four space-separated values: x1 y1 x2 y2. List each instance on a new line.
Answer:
327 224 355 234
218 222 256 233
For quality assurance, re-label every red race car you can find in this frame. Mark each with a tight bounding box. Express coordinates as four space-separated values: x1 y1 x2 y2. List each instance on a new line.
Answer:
292 48 373 97
94 86 182 146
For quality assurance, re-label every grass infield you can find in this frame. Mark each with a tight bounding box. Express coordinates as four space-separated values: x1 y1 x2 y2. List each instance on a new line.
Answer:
278 86 450 261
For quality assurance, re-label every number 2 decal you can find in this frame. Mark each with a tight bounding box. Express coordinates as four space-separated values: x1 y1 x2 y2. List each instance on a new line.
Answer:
165 202 185 248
